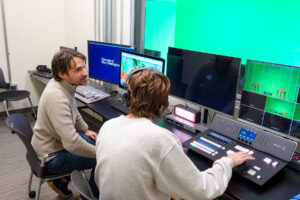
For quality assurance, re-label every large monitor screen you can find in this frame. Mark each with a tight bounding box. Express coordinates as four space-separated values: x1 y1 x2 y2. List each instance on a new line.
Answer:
88 41 135 84
119 50 165 88
239 60 300 141
167 47 241 116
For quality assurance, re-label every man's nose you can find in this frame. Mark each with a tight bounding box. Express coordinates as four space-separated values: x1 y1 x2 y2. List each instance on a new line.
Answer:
83 68 88 76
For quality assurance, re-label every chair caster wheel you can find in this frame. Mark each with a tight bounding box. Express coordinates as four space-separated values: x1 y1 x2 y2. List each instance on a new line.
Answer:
29 191 36 198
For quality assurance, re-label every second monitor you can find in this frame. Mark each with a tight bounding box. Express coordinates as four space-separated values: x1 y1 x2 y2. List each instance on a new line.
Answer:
119 50 165 88
88 41 135 85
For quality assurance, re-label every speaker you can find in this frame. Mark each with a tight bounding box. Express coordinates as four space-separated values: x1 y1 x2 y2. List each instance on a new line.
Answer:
122 68 149 105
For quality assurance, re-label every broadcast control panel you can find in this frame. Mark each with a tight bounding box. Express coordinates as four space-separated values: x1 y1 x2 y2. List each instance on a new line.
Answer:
183 115 297 185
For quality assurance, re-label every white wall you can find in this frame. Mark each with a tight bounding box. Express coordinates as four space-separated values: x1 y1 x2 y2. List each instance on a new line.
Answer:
0 0 133 112
63 0 94 56
0 0 66 112
0 1 9 85
0 0 96 112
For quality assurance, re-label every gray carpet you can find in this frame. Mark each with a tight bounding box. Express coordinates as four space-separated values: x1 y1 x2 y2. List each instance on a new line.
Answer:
0 112 101 200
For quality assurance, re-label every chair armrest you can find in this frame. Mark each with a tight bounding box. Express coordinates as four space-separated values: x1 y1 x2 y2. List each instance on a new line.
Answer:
41 150 68 167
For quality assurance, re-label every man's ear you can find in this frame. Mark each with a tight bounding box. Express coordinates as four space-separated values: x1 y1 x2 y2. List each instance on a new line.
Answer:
58 71 68 80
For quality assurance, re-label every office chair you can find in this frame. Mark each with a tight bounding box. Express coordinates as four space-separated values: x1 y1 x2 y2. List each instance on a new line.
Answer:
71 170 98 200
0 68 36 119
5 113 70 200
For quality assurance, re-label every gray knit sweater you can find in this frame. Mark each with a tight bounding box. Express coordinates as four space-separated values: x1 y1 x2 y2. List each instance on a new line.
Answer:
32 79 96 161
95 115 233 200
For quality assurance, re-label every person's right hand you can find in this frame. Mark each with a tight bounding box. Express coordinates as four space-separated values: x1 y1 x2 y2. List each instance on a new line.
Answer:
227 151 255 167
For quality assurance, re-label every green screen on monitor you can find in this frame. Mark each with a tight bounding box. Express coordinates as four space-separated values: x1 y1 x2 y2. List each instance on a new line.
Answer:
239 60 300 140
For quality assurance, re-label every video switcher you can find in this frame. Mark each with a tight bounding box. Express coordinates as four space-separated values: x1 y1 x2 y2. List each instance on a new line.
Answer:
183 115 297 185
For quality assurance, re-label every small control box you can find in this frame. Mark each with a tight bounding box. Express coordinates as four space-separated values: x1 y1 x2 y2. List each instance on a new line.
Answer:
174 104 201 123
288 156 300 172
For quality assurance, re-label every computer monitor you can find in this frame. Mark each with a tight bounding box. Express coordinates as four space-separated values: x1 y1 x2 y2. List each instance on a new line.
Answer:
167 47 241 116
119 50 165 88
88 41 135 85
238 60 300 143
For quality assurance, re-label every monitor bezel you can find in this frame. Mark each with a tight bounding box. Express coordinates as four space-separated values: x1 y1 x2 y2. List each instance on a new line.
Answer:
167 46 241 117
87 40 135 85
119 50 165 89
237 59 300 143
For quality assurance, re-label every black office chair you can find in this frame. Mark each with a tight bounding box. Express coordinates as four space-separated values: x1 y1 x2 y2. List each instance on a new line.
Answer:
0 68 36 119
5 113 70 200
71 170 99 200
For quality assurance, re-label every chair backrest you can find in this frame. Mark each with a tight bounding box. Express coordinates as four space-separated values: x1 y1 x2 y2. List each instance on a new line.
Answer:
71 170 98 200
5 113 44 177
0 68 10 89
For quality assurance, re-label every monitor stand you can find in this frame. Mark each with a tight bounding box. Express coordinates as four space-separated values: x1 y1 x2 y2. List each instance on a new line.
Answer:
102 82 118 95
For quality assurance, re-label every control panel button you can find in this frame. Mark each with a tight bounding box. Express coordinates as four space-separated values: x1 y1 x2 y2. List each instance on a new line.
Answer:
248 151 254 155
253 166 261 171
227 150 235 155
263 157 272 164
257 175 262 180
272 161 279 167
247 169 256 176
234 145 249 153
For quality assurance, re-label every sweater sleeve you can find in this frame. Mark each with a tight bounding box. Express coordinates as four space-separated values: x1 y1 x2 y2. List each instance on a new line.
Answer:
156 141 233 200
75 108 89 133
46 92 96 158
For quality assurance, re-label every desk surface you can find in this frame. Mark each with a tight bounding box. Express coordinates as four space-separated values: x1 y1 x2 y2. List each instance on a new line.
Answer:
89 99 300 200
29 72 300 200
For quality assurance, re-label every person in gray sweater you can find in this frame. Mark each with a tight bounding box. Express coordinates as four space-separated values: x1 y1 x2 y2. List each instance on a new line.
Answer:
95 69 254 200
32 49 98 199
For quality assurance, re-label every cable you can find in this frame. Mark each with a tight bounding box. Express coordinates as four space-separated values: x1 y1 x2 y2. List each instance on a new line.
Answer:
210 111 216 121
185 102 188 108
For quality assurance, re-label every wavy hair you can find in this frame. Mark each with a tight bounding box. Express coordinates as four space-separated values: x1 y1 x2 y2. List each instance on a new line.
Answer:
52 49 86 81
128 69 170 119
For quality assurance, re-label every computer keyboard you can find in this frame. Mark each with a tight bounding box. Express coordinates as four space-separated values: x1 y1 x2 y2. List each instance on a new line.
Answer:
33 71 53 79
110 101 128 114
75 85 110 104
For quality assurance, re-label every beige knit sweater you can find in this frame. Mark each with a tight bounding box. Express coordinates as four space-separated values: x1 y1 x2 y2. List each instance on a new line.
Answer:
32 79 96 161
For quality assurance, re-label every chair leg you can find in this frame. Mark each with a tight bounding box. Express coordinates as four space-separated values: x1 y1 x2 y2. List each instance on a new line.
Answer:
27 97 37 120
35 177 44 200
28 171 36 198
3 100 9 117
81 171 95 199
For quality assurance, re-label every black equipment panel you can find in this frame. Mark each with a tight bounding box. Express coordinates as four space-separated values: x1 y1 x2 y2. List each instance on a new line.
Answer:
183 115 297 186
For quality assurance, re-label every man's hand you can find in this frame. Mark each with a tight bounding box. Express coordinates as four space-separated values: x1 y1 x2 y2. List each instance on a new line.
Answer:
85 130 98 141
227 151 255 167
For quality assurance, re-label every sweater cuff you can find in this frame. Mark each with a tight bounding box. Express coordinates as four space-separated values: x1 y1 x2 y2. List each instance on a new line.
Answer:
219 156 234 168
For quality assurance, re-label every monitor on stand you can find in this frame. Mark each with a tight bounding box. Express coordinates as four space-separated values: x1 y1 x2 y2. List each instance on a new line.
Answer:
238 59 300 153
167 47 241 118
119 50 165 89
87 41 135 92
110 50 165 114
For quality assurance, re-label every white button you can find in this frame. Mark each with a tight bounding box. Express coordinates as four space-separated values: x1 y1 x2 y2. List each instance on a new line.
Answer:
272 161 279 167
257 175 262 179
253 166 261 171
263 157 272 164
234 145 249 153
226 150 235 155
222 147 225 150
248 151 254 155
247 169 256 176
